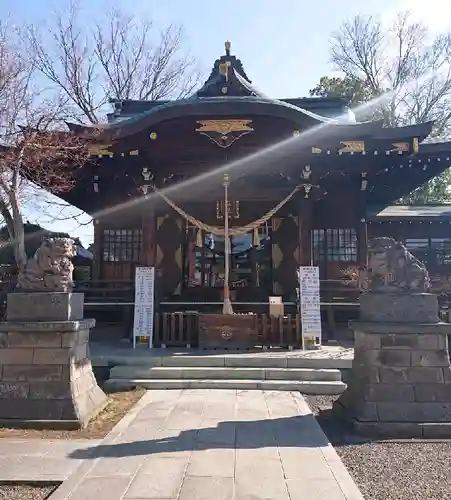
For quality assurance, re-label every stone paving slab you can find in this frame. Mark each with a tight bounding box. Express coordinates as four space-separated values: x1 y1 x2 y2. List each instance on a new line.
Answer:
0 439 101 482
47 389 364 500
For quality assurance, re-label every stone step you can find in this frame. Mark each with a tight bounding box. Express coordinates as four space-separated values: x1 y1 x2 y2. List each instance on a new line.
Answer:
109 365 342 382
99 354 352 370
104 378 346 394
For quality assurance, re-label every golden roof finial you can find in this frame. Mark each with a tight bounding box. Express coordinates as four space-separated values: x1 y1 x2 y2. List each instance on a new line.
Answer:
225 40 231 56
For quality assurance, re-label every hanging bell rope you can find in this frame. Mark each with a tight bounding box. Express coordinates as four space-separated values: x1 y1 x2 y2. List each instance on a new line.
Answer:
152 185 301 237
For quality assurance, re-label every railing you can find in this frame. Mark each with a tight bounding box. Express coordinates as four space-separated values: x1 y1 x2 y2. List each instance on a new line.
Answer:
74 279 361 304
255 313 302 348
71 280 362 341
74 280 134 306
154 312 199 347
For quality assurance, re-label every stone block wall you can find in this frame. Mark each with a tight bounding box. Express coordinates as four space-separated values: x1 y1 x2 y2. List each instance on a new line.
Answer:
0 319 106 428
337 322 451 437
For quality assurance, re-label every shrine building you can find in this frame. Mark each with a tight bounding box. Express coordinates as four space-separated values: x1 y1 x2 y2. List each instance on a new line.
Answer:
60 41 451 341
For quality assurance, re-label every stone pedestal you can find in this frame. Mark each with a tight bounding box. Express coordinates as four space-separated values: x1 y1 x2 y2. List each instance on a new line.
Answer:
0 293 107 429
6 292 84 322
335 292 451 438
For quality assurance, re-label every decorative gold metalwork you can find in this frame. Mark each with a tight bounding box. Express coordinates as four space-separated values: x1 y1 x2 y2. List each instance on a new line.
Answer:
216 200 240 219
413 137 419 153
88 143 112 155
221 326 233 340
196 120 253 135
339 141 365 153
96 149 113 157
141 167 154 181
311 146 322 154
219 62 229 80
195 119 254 148
391 142 410 153
340 266 369 291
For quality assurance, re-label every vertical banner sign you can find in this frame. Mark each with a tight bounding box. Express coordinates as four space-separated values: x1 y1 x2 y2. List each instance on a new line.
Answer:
133 267 155 348
299 266 322 349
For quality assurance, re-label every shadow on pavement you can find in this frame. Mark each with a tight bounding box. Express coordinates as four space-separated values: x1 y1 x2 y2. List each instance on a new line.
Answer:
69 414 330 459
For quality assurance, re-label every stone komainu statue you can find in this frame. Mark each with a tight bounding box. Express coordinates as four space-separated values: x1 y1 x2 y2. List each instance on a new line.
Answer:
16 238 77 292
367 237 430 293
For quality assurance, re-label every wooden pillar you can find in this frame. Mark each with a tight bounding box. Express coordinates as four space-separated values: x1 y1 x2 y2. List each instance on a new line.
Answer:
357 219 368 265
299 198 313 266
249 246 257 289
91 219 103 281
357 178 368 266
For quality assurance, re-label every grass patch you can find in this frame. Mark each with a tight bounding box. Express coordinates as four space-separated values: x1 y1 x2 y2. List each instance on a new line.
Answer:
0 388 146 440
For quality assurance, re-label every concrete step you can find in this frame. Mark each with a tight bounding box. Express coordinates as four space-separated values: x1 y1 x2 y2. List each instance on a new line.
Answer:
110 365 342 382
104 378 346 394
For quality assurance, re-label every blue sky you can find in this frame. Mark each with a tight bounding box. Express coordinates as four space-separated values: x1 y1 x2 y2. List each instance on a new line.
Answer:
2 0 450 245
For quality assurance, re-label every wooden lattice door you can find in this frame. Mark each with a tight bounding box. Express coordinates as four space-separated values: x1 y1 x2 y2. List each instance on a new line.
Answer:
155 216 184 296
271 216 301 297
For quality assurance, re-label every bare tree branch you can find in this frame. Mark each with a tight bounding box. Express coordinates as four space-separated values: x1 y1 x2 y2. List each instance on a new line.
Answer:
26 2 201 124
330 11 451 134
27 2 103 124
0 25 94 270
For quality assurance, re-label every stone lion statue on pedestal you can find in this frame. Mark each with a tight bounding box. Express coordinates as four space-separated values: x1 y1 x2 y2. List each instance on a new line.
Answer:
16 238 77 292
367 237 430 293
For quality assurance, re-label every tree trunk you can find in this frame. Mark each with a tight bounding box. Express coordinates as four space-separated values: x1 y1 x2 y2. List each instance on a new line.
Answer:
9 193 27 272
13 220 27 273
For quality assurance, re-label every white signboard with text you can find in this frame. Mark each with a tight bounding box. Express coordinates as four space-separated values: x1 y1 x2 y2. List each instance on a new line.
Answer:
133 266 155 348
299 266 322 348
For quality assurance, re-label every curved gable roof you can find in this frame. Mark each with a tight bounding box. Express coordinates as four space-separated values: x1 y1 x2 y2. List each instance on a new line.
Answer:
66 42 434 145
67 95 382 138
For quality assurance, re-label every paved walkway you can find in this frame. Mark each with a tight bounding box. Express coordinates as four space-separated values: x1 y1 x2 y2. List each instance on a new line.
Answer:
0 439 101 481
49 389 363 500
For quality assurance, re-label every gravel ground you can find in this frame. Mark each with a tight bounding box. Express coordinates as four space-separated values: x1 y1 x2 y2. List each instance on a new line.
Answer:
0 484 58 500
305 395 451 500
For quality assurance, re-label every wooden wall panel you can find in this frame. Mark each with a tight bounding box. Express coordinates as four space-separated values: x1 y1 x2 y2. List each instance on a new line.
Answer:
101 262 133 281
313 196 359 228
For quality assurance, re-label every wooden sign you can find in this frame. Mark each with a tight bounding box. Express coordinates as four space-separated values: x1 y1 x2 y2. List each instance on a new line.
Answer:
299 266 322 349
132 266 155 348
216 200 240 219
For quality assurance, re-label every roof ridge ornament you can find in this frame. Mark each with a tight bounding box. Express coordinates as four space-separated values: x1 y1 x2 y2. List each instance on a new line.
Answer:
195 41 258 98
